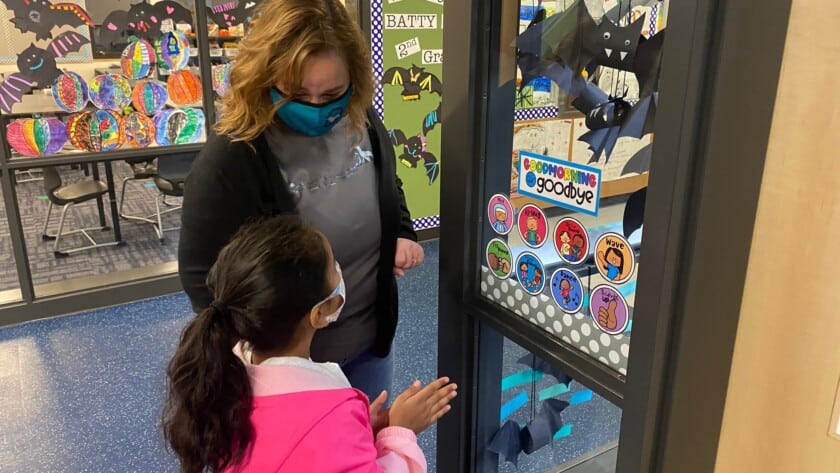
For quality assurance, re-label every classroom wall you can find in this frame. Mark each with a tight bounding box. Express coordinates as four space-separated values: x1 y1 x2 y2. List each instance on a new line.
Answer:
714 1 840 472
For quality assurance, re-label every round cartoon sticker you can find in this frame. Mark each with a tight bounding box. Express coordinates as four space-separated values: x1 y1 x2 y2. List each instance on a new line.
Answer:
554 217 589 264
515 252 546 295
594 232 636 284
589 284 629 335
517 204 548 248
550 268 584 314
486 238 513 279
487 194 514 235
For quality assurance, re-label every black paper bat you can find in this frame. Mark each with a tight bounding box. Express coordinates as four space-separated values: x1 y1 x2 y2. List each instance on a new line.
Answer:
100 0 194 48
421 102 441 135
540 398 570 434
16 31 89 87
388 128 439 184
206 0 259 28
0 74 35 113
382 65 442 101
623 186 646 238
487 420 522 466
517 353 574 386
516 4 665 162
622 143 652 176
1 0 93 41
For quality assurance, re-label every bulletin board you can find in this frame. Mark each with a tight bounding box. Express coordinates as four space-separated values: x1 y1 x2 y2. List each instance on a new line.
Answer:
373 0 443 231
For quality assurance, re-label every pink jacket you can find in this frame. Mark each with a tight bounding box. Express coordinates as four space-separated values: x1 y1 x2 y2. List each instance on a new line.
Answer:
225 349 427 473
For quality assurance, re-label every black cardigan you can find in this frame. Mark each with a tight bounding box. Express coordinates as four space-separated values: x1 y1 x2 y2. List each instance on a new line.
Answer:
177 109 417 357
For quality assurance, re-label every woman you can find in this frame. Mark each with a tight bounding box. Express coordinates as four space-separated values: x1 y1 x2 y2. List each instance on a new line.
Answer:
177 0 424 400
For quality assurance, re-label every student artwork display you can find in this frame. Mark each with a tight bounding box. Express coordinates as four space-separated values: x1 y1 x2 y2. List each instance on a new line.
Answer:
212 63 232 97
5 116 67 157
67 110 123 152
156 31 191 72
88 74 132 111
167 70 202 106
206 0 260 28
100 1 194 46
153 107 205 145
387 128 439 184
0 0 93 41
121 112 156 148
51 71 89 113
120 39 156 80
132 80 169 116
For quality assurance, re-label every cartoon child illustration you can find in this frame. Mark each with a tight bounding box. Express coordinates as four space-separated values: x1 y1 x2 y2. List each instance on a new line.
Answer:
533 268 542 289
558 231 572 256
525 215 542 246
560 278 572 304
569 234 585 261
492 204 509 233
520 262 529 280
597 247 625 281
488 252 511 275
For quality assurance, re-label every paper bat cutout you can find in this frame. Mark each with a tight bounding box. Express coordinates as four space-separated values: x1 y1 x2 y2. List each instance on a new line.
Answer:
17 31 89 87
541 398 570 434
517 353 574 386
100 0 194 47
622 143 652 176
382 65 442 101
388 128 439 184
422 102 441 135
207 0 259 28
487 420 522 466
515 5 665 162
1 0 93 41
623 186 646 238
0 74 35 113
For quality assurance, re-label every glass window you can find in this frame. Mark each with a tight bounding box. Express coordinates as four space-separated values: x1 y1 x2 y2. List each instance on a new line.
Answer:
0 179 21 304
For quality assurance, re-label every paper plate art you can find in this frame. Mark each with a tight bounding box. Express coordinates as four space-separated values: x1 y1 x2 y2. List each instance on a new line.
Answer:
6 117 68 157
89 74 132 111
67 110 123 152
51 71 89 113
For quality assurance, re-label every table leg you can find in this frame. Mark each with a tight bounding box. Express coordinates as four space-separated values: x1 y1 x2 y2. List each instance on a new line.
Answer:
90 163 108 228
104 161 123 244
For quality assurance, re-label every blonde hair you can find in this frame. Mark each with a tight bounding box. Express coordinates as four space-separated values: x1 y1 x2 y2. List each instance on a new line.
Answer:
216 0 373 142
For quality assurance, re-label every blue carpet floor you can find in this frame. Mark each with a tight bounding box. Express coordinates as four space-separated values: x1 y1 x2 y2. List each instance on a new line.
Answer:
0 240 619 472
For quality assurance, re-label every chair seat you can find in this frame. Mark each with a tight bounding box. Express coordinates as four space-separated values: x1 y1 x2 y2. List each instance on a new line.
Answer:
131 163 157 179
153 177 184 197
52 180 108 204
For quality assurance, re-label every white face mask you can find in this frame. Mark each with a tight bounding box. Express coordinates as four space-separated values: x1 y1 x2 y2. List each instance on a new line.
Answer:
319 261 346 324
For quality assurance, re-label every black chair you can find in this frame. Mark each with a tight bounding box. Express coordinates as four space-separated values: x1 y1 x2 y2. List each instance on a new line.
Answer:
41 166 119 257
144 153 196 242
118 157 158 221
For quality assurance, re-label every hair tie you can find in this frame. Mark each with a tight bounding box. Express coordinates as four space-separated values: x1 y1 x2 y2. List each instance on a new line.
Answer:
209 300 228 315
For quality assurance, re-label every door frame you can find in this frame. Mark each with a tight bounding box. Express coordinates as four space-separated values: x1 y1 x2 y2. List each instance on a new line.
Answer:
436 0 792 472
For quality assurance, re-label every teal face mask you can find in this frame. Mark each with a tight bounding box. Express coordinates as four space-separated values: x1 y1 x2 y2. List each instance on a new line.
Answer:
269 86 353 136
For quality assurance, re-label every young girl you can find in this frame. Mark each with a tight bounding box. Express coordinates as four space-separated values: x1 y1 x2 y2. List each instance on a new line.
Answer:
164 215 456 473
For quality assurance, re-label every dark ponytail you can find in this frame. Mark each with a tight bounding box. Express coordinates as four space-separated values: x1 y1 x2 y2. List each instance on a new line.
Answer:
163 215 331 473
164 305 252 473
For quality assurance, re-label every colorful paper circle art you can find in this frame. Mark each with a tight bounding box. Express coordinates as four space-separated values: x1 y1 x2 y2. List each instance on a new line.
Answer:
6 117 67 157
89 74 132 111
120 39 156 79
154 108 204 145
167 70 202 106
131 80 168 115
121 112 156 148
212 63 232 97
67 110 123 152
51 71 88 113
156 31 191 71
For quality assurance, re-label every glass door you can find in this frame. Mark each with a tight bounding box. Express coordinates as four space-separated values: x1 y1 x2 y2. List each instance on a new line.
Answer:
436 0 727 471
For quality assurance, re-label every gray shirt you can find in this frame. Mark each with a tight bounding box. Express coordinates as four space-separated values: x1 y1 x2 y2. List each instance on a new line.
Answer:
265 118 381 362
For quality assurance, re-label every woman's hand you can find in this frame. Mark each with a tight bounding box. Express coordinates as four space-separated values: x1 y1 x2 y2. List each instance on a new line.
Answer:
388 377 458 434
394 238 424 277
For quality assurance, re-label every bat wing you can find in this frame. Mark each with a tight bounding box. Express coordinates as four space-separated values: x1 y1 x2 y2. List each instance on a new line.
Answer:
487 420 522 466
382 67 409 87
99 10 131 49
153 1 194 25
623 187 647 238
49 3 94 26
634 31 665 98
517 1 599 79
419 71 442 95
540 398 570 433
48 31 90 59
421 152 439 184
0 73 34 114
521 416 552 454
618 93 658 139
622 143 652 176
388 128 408 147
422 103 441 135
581 126 621 163
517 353 573 385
